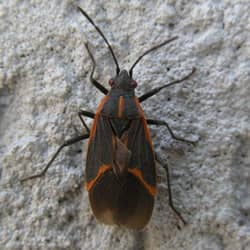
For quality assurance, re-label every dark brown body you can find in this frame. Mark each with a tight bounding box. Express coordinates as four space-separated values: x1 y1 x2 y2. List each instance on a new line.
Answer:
86 75 156 229
20 7 191 230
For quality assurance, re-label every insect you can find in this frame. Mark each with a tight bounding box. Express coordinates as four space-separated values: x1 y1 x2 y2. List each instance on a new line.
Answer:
21 6 196 229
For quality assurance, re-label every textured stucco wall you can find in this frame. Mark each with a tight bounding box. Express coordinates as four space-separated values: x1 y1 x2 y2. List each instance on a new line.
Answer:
1 0 250 249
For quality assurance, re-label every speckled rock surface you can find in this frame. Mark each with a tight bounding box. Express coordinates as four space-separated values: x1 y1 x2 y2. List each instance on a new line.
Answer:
1 0 250 249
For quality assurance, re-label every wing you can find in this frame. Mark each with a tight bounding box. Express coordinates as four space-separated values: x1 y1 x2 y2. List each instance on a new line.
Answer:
85 115 114 190
125 118 156 196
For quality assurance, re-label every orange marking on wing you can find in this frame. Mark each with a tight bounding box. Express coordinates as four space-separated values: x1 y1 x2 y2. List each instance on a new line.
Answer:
86 164 112 191
142 118 153 148
128 168 157 196
88 95 110 145
134 96 144 117
96 95 110 114
118 96 124 118
88 116 98 146
134 97 153 148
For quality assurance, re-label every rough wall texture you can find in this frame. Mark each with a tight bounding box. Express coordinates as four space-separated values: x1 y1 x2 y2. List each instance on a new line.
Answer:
0 0 250 249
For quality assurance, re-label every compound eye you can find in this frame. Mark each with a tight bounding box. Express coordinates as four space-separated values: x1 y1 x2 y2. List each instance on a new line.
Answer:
131 80 137 88
109 79 114 87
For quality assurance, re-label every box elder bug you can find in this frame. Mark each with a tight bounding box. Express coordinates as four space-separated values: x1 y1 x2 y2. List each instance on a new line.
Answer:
21 6 196 230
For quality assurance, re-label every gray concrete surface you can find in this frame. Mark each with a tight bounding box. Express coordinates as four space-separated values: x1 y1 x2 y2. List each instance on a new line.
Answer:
0 0 250 249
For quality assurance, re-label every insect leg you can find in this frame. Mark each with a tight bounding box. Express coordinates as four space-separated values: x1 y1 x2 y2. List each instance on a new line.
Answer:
139 68 195 103
20 134 89 182
78 6 120 74
78 110 95 134
147 119 196 144
78 110 95 119
84 43 109 95
155 153 187 225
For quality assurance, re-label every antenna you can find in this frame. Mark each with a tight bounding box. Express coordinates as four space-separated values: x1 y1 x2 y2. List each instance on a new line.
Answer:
77 6 120 75
129 36 178 77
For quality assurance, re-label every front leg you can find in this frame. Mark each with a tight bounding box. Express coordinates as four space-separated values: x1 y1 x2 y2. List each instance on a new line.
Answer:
84 43 109 95
147 119 196 145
